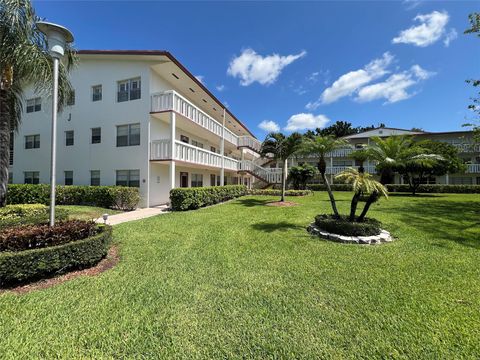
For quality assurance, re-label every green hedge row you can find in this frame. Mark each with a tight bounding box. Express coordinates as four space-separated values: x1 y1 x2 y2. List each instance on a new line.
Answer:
315 214 381 236
6 184 140 210
170 185 247 211
0 225 112 287
0 204 68 229
307 183 480 194
248 189 313 196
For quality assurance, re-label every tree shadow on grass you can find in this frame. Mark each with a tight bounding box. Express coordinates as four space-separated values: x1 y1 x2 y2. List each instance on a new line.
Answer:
388 193 447 198
380 199 480 249
251 221 305 233
236 198 273 207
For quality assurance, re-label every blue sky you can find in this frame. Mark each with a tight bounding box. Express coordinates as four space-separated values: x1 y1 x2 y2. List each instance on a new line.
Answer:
34 0 479 138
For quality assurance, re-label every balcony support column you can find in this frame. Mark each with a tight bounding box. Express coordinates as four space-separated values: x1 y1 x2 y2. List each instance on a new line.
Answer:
445 173 449 185
220 108 225 185
169 112 176 192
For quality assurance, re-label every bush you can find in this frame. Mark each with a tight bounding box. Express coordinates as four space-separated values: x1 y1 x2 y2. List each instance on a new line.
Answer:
0 224 112 287
314 214 381 236
307 184 353 191
6 184 140 210
0 204 68 229
385 184 480 194
0 220 99 252
248 189 313 196
170 185 247 211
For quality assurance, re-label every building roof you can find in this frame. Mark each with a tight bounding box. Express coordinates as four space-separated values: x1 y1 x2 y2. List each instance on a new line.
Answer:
342 127 426 139
77 50 256 139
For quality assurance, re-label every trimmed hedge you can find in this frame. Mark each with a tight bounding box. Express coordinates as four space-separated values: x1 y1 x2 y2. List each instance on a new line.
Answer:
248 189 313 196
6 184 140 210
315 214 381 236
170 185 247 211
0 225 112 287
0 204 68 229
307 183 480 194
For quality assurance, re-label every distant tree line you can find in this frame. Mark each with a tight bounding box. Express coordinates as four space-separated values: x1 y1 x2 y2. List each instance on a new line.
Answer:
303 121 387 139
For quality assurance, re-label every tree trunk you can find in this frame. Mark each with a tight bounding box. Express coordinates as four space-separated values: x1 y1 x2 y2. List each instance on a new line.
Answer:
358 161 365 174
281 158 288 202
357 191 378 222
318 157 339 217
380 168 394 185
349 191 361 221
0 89 10 207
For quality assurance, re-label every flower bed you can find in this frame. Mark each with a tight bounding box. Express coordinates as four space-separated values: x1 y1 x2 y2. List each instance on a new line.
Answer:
0 222 112 287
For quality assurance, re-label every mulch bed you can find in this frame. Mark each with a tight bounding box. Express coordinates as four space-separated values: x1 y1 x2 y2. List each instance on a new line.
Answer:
266 201 299 207
0 246 120 295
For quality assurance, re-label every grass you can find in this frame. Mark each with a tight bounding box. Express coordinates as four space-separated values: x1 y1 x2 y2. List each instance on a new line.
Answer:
58 205 122 221
1 192 479 358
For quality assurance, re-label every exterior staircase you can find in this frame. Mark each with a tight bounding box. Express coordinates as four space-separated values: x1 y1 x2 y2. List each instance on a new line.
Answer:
239 160 283 187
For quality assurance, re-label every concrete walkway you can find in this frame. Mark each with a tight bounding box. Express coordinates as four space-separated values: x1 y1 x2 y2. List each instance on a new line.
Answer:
95 205 169 226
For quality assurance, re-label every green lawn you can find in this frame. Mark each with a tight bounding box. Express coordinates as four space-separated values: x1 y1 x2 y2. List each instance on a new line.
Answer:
58 205 122 221
1 192 479 358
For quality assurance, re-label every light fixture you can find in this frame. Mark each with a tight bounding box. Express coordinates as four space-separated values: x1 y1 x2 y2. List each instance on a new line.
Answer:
102 213 109 225
37 21 74 227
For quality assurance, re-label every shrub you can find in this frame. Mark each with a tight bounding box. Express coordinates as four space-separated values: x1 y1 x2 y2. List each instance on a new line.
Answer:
307 183 480 194
170 185 247 211
6 184 140 210
0 204 68 229
0 220 99 252
248 189 313 196
0 225 112 287
307 184 353 191
314 214 381 236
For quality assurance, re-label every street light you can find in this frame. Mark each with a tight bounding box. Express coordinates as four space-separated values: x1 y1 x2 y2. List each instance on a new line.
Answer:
36 21 74 227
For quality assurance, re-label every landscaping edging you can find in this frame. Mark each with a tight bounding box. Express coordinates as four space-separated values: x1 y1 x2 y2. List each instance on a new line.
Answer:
0 225 112 287
307 223 393 244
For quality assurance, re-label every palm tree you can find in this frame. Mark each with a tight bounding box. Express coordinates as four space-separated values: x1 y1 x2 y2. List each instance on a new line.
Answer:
350 148 369 174
299 135 348 217
261 132 303 202
366 135 416 184
0 0 77 206
335 168 388 222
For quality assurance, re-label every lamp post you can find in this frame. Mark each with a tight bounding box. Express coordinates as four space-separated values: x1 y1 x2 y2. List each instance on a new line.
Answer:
36 22 74 227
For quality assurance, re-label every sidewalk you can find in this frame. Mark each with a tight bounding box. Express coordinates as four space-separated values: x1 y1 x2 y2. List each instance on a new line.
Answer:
95 205 169 226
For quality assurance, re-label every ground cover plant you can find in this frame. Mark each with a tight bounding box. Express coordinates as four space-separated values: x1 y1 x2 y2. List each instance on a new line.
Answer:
0 192 479 358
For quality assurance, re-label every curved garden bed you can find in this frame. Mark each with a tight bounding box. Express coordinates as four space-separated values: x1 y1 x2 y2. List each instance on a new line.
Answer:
0 223 112 287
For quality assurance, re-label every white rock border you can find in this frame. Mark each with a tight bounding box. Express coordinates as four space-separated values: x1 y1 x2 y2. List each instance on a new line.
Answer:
307 223 394 245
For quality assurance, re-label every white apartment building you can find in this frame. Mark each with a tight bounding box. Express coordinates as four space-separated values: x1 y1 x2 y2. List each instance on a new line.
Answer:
9 50 283 207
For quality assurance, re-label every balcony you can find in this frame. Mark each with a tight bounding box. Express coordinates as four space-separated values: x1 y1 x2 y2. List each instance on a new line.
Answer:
238 136 262 152
326 148 353 157
467 164 480 173
150 139 239 171
451 143 480 153
239 160 283 184
325 166 377 175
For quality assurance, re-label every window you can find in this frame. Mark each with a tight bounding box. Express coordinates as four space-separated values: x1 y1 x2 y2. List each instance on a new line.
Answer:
25 135 40 149
24 171 39 184
117 77 141 102
180 172 188 188
332 160 352 167
191 174 203 187
67 90 75 106
117 124 140 147
180 135 189 144
91 127 101 144
90 170 100 186
210 146 216 153
9 131 14 165
65 130 74 146
64 171 73 185
92 85 102 102
8 173 12 184
191 140 204 149
26 97 41 113
210 174 216 187
116 170 140 187
451 177 473 185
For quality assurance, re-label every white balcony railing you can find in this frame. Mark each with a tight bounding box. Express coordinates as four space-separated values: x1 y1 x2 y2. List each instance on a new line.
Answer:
151 90 239 147
239 160 283 183
325 166 376 175
451 143 480 153
467 164 480 173
238 136 262 152
326 148 354 157
150 140 239 171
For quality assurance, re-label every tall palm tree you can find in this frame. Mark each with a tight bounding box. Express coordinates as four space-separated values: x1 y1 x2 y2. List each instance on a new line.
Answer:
0 0 77 206
261 132 303 202
335 168 388 222
300 135 348 216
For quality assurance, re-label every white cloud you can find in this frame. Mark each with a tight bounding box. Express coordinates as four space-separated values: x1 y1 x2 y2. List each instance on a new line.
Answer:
284 113 330 132
306 52 394 109
259 120 280 132
403 0 422 10
227 48 307 86
443 28 458 47
195 75 205 84
216 84 225 92
392 11 450 47
356 65 435 104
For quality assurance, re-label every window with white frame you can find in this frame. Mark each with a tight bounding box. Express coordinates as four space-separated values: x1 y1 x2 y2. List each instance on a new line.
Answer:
191 174 203 187
116 124 140 147
117 77 141 102
191 140 204 149
24 171 39 184
92 85 102 102
26 97 41 113
65 130 74 146
332 160 353 167
64 171 73 186
67 90 75 106
91 127 101 144
90 170 100 186
25 135 40 149
116 170 140 187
